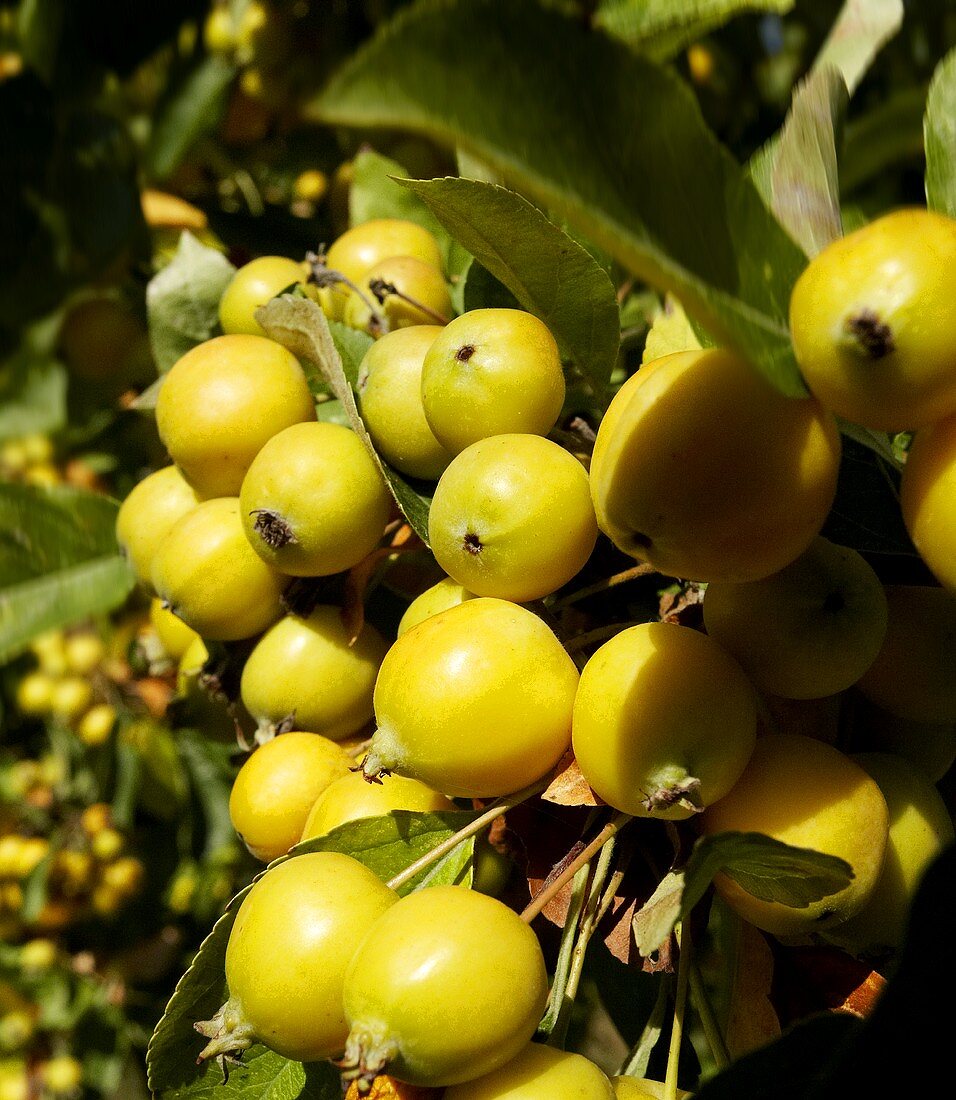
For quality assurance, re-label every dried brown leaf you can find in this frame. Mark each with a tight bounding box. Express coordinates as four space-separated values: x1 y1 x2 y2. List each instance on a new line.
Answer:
542 752 603 807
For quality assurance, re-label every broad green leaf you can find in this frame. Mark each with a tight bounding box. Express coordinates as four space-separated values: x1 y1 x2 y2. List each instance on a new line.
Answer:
594 0 794 60
0 484 135 663
764 67 846 257
256 296 432 540
147 232 236 374
841 85 926 195
812 0 903 96
461 261 521 314
146 810 475 1100
147 56 237 181
403 177 620 395
633 831 853 955
925 49 956 218
642 296 703 364
312 0 809 395
349 150 471 280
0 349 67 442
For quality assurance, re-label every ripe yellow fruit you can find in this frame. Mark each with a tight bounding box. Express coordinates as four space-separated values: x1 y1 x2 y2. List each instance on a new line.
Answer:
229 733 352 862
218 256 306 337
156 334 315 498
428 434 598 602
789 208 956 431
115 465 201 591
572 622 757 818
240 422 392 576
443 1042 614 1099
421 309 566 454
612 1078 691 1099
77 704 116 747
700 733 889 936
300 771 454 841
151 498 287 641
900 414 956 592
589 349 840 582
357 325 453 479
366 598 579 797
63 633 104 676
149 597 199 660
15 672 54 716
345 255 452 334
397 577 475 636
49 677 94 721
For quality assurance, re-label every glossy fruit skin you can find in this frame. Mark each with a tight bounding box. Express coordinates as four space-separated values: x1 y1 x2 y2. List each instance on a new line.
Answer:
612 1078 691 1100
700 733 889 936
443 1042 614 1099
240 422 391 576
900 414 956 592
322 219 444 321
151 497 287 641
156 334 315 498
230 733 352 862
357 325 453 479
116 466 201 590
345 256 452 334
224 853 397 1061
589 349 841 583
149 597 199 660
856 586 956 723
421 309 566 454
342 886 548 1087
300 770 453 841
397 577 475 636
703 537 888 699
789 208 956 431
573 622 757 819
823 753 954 957
240 606 388 739
367 598 579 797
428 434 598 602
218 256 306 337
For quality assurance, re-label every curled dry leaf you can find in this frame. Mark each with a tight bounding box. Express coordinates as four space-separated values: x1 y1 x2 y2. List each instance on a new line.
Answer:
770 944 887 1027
726 920 782 1058
541 751 603 807
345 1075 441 1100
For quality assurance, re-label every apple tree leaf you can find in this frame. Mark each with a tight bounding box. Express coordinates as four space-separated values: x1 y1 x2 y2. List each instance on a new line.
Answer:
925 47 956 219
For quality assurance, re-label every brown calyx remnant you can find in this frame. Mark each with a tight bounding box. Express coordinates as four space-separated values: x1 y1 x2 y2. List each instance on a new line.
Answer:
843 309 894 359
463 533 483 556
642 776 702 816
455 344 476 363
251 509 297 550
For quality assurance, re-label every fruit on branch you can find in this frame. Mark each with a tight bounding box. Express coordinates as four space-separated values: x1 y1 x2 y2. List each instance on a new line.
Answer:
345 255 452 334
320 218 444 321
240 422 392 576
365 598 578 797
822 753 954 957
115 465 201 590
240 606 388 740
151 497 287 641
900 413 956 592
855 585 956 723
229 732 352 862
300 771 454 841
156 334 315 498
588 348 840 582
572 622 757 818
702 537 888 699
340 886 548 1088
219 255 307 337
149 597 199 661
420 308 566 454
397 577 475 636
357 325 453 479
789 208 956 431
196 852 397 1064
428 434 598 602
443 1041 614 1098
611 1078 691 1099
700 733 889 936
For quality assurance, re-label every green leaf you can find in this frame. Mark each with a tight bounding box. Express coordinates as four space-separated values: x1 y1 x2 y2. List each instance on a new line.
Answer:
146 810 475 1100
0 348 67 442
312 0 809 395
841 85 926 195
349 149 471 280
255 296 432 540
403 177 620 395
633 831 853 955
642 295 703 364
593 0 794 60
756 67 847 258
147 56 237 181
925 48 956 218
0 484 135 663
811 0 903 97
461 261 521 314
147 232 236 374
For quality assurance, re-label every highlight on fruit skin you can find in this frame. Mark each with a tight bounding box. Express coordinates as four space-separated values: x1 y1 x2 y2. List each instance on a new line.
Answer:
588 348 841 584
900 413 956 593
442 1041 614 1099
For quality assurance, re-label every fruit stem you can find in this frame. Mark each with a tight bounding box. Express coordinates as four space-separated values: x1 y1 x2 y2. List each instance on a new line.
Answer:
618 978 669 1078
664 922 691 1100
194 996 256 1069
547 563 657 610
537 859 594 1039
384 777 551 892
521 812 632 923
564 620 647 653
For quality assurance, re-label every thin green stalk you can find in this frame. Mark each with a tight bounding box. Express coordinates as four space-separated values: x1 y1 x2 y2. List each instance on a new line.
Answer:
664 923 692 1100
689 958 730 1070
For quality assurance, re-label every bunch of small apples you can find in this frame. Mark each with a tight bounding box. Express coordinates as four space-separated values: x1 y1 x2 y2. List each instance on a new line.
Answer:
117 208 955 1097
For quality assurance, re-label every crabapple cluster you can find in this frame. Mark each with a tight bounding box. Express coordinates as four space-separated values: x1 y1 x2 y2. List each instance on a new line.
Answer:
112 211 955 1095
